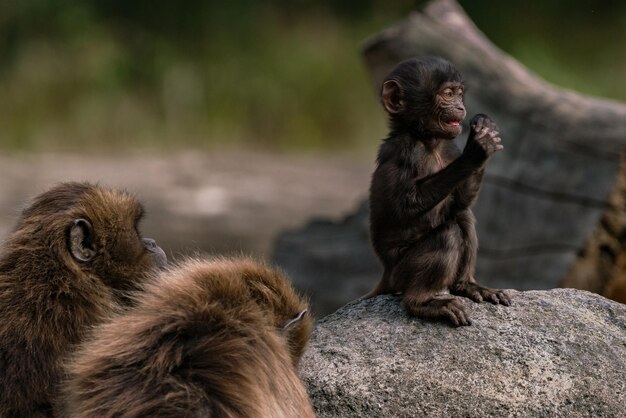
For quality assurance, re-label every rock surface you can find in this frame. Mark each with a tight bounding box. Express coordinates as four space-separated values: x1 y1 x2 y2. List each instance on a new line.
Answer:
300 289 626 417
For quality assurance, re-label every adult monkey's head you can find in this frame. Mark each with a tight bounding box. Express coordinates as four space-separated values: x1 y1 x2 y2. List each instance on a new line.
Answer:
19 182 167 292
381 56 466 140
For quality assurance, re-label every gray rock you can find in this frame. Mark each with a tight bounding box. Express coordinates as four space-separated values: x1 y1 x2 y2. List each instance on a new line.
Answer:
300 289 626 417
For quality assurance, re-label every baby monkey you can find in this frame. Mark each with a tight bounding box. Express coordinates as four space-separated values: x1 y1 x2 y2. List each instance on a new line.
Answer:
366 56 511 326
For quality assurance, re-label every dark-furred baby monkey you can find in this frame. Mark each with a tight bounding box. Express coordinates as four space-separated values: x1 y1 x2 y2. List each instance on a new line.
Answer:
366 57 511 326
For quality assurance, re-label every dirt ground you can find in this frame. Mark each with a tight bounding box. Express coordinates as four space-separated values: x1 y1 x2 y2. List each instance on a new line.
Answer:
0 151 373 261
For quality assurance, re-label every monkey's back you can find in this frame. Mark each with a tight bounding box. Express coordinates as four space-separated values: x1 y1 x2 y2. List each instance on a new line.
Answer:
64 259 315 418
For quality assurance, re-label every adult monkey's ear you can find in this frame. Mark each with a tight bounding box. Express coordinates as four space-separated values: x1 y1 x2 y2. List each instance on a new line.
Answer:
283 309 308 331
381 80 404 114
69 218 96 262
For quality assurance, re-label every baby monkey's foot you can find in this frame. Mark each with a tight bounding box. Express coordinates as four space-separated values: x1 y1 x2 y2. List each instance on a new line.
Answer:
452 281 511 306
404 295 472 327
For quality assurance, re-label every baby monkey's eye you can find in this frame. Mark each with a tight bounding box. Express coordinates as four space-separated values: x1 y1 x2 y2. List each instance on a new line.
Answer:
442 88 454 99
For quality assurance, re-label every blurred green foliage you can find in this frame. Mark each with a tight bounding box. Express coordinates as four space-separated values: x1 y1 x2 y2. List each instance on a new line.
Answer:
0 0 624 152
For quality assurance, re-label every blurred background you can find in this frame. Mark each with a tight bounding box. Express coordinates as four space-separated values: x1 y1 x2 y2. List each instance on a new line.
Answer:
0 0 625 314
1 0 624 153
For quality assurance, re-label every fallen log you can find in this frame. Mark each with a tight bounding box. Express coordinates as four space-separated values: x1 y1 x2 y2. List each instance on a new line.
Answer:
274 0 626 315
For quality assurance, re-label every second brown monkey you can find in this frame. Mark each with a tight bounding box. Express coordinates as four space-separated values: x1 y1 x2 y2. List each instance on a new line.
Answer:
64 258 314 418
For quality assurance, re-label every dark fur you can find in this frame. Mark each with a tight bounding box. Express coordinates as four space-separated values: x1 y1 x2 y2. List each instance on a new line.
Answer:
366 57 511 326
64 257 314 418
0 182 165 417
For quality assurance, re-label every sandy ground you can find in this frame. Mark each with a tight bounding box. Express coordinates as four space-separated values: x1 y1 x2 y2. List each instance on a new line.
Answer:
0 151 372 261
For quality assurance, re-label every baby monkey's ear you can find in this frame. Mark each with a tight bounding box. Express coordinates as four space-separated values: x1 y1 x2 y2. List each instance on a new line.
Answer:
381 80 404 114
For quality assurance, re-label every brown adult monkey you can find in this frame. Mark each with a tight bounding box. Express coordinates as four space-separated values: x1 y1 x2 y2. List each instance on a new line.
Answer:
0 182 166 417
64 258 314 418
365 56 511 326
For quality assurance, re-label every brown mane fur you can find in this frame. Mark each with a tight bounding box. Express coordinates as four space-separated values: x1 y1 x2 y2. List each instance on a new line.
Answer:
64 258 314 418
